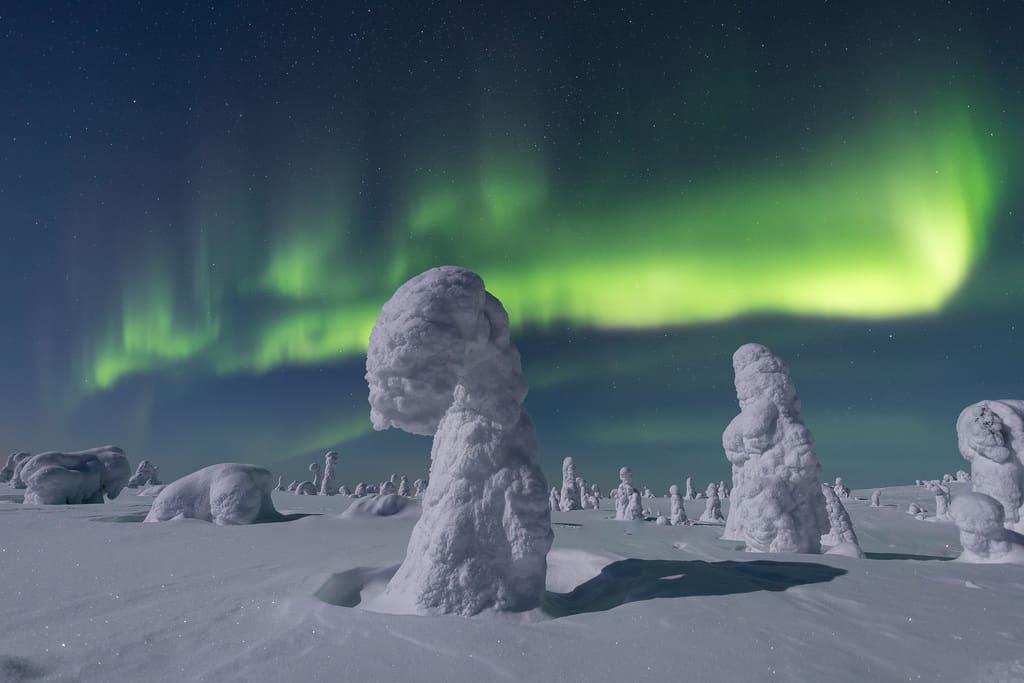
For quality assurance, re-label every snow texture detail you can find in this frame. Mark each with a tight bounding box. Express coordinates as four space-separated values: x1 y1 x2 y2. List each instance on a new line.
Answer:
956 400 1024 529
365 266 553 616
145 463 282 525
721 343 828 553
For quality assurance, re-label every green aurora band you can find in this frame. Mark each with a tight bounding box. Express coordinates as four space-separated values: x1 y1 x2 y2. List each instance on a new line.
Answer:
87 108 1000 391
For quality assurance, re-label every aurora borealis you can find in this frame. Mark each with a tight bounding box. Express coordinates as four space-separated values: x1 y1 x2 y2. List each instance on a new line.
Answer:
2 1 1022 488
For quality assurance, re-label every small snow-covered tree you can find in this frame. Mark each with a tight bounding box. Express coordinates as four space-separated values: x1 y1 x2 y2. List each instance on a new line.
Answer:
669 484 689 526
413 479 426 497
560 457 582 511
549 487 560 512
684 477 696 501
287 480 299 492
821 484 864 558
320 452 339 496
625 489 644 520
699 482 725 524
957 400 1024 529
352 482 366 497
955 470 971 483
615 467 634 520
719 480 729 499
308 462 322 493
127 460 158 488
19 447 131 505
296 480 317 495
380 479 397 495
928 481 952 521
398 475 412 497
833 477 850 499
1 452 31 483
950 492 1024 564
870 490 881 507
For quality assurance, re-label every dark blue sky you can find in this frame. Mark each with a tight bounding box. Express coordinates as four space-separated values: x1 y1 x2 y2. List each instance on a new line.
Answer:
1 1 1022 489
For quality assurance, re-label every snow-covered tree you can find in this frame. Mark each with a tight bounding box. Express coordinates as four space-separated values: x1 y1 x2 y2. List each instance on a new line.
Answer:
669 484 689 526
722 343 828 553
615 467 634 520
684 477 696 501
295 481 317 495
275 476 286 491
719 480 729 499
833 477 850 499
821 484 864 558
955 470 971 483
928 481 952 521
19 446 131 505
699 482 725 524
380 479 397 495
957 400 1024 529
870 490 882 507
145 463 282 525
309 462 322 493
549 487 560 512
950 493 1024 564
127 460 158 488
398 475 412 497
365 266 552 615
320 451 339 496
558 457 581 511
625 489 644 521
413 479 426 497
287 480 299 492
0 451 31 484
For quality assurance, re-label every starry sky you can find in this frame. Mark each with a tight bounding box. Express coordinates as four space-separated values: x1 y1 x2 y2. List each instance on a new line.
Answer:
2 1 1022 490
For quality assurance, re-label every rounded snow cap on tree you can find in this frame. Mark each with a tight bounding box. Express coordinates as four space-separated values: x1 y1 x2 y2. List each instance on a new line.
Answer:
732 342 798 413
669 484 680 495
619 467 632 481
950 492 1005 536
366 266 526 435
325 451 338 463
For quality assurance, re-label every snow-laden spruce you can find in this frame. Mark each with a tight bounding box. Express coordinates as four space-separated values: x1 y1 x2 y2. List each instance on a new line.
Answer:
549 487 560 512
927 481 952 522
19 446 131 505
398 475 412 497
722 343 828 553
699 482 725 524
615 467 635 520
949 492 1024 565
320 452 339 496
624 489 644 520
684 477 696 501
145 463 282 525
413 479 426 497
0 452 32 484
833 477 850 499
668 484 689 525
956 400 1024 530
821 484 864 558
870 490 882 507
126 460 159 488
559 457 582 511
365 266 553 616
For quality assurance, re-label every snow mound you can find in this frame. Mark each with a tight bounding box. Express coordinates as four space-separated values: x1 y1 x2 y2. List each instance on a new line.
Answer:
365 266 552 615
144 463 282 525
950 492 1024 565
341 493 419 519
19 446 130 505
0 451 31 483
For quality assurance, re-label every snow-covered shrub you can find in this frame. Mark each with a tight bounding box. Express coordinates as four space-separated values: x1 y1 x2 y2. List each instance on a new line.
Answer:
380 480 397 495
669 484 689 526
719 480 729 499
0 452 31 484
956 400 1024 529
320 452 339 496
699 482 725 524
956 470 971 483
559 457 581 511
126 459 159 488
722 343 828 553
684 477 696 501
624 489 644 520
821 485 864 558
398 475 412 497
19 446 131 505
352 482 366 497
295 481 317 495
949 493 1024 565
145 463 281 525
928 481 952 522
365 266 552 615
615 467 635 520
907 502 927 518
656 515 669 526
413 479 426 497
833 477 850 499
870 490 882 507
642 486 655 499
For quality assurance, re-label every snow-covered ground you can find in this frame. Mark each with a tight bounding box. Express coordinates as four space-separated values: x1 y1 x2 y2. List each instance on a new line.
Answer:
2 481 1023 682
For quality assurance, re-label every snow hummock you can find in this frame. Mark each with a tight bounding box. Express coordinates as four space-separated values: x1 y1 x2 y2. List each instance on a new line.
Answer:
341 493 419 519
956 400 1024 530
949 492 1024 565
721 343 828 553
144 463 282 525
364 266 553 615
19 446 131 505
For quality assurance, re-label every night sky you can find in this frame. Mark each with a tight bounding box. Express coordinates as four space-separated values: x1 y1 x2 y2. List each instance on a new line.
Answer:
2 1 1022 490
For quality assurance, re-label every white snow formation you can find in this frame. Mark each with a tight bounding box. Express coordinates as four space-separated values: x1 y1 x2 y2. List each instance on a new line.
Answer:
928 481 952 521
19 446 131 505
685 477 696 501
126 460 159 488
341 493 418 519
275 476 286 491
309 462 322 493
821 484 864 558
669 484 689 526
719 480 729 499
956 400 1024 530
722 343 828 553
549 487 560 512
145 463 282 525
615 467 635 520
559 457 582 511
379 480 397 495
352 482 366 497
287 480 299 492
699 482 725 524
870 489 882 507
295 481 317 495
397 475 412 497
624 489 644 521
949 492 1024 565
955 469 971 483
0 451 32 484
365 266 552 615
320 452 339 496
833 477 850 499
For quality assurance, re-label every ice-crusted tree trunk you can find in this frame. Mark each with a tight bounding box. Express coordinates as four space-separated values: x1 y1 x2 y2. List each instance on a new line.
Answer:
721 343 828 553
365 266 552 616
560 457 582 511
821 484 864 558
956 400 1024 530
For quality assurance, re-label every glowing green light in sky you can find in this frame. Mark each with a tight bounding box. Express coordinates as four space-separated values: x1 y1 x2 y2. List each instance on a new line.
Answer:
85 106 1000 390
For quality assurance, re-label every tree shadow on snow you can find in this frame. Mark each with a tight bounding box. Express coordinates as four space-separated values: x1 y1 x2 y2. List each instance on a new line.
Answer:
543 559 846 617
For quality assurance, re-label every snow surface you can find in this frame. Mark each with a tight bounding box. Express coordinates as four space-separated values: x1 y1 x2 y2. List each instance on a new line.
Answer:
3 480 1024 682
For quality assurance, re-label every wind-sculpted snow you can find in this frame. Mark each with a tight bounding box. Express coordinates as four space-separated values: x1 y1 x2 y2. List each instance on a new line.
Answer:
821 485 864 558
126 460 160 488
956 400 1024 529
341 493 419 519
144 463 282 525
950 493 1024 565
365 266 552 616
722 343 828 553
1 451 31 483
19 446 130 505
